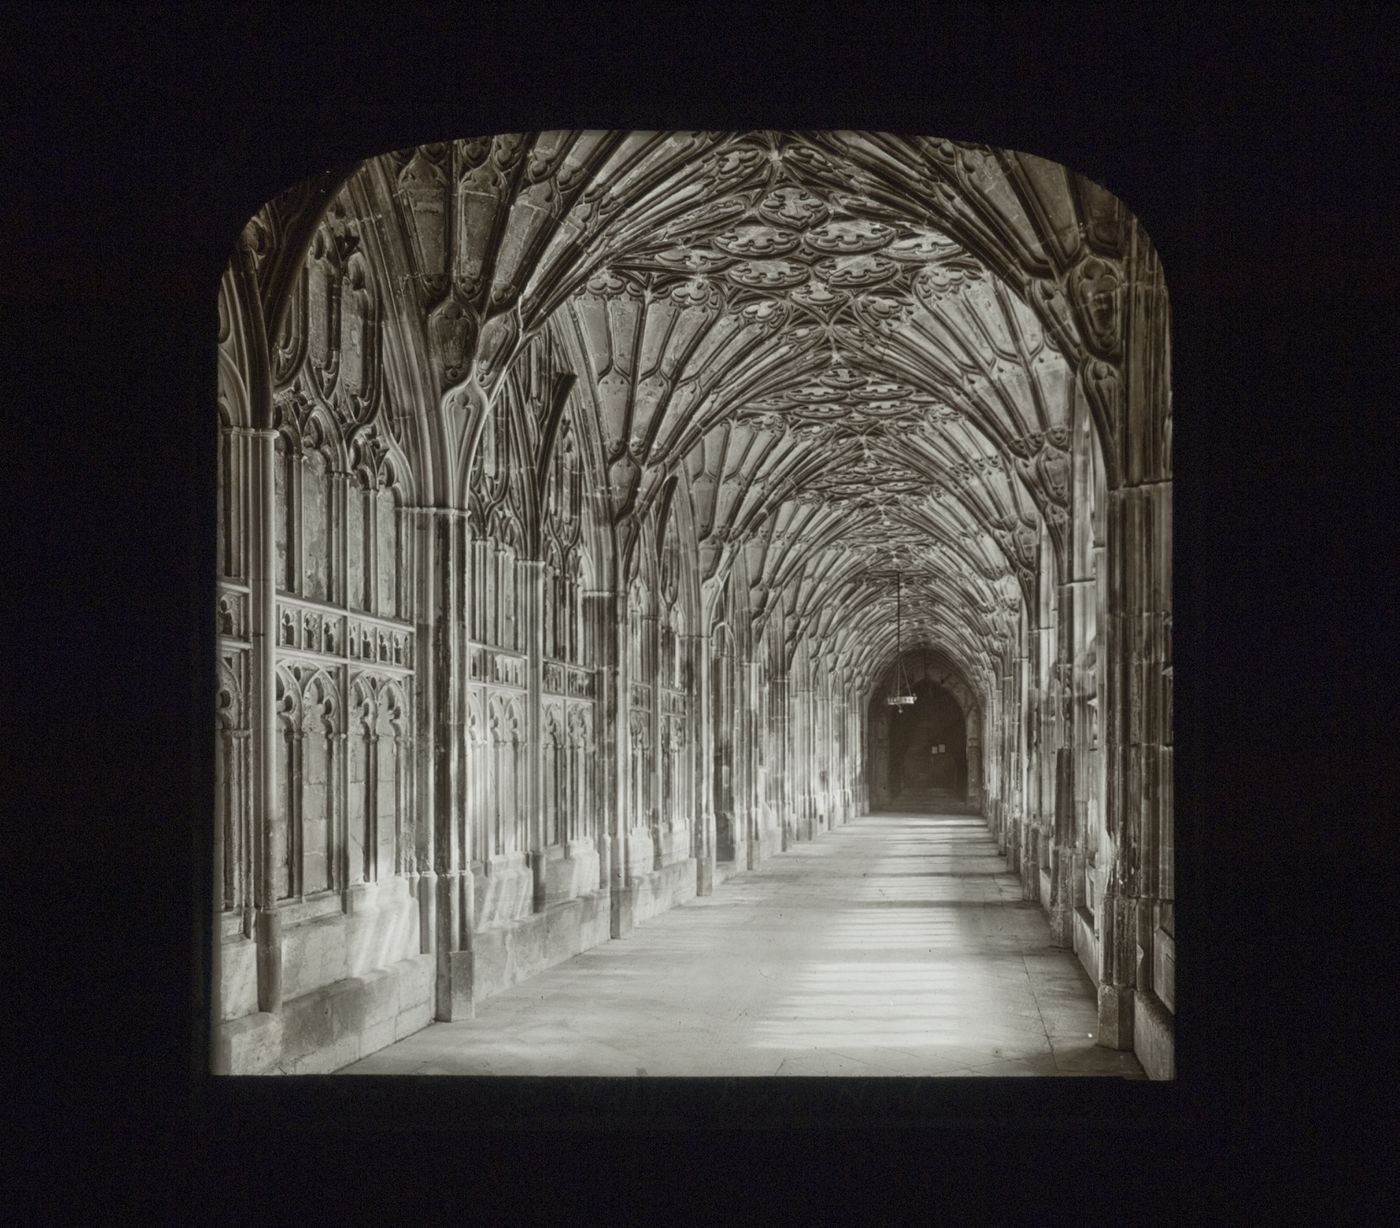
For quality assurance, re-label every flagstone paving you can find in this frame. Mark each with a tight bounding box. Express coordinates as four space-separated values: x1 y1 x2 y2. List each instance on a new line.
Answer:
338 812 1146 1078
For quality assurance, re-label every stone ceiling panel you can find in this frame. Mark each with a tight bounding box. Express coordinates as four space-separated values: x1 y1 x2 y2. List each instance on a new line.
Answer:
256 127 1137 681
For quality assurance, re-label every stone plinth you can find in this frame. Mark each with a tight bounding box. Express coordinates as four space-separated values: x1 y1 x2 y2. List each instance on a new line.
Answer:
1097 982 1135 1050
626 857 698 926
1133 990 1175 1080
470 889 611 1003
474 855 534 929
1074 905 1099 985
545 840 602 905
215 952 434 1075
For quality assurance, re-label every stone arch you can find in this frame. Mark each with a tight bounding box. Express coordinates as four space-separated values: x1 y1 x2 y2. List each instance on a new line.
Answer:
217 258 265 432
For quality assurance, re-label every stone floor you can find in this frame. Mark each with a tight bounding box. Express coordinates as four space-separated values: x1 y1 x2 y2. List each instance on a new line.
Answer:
338 812 1145 1078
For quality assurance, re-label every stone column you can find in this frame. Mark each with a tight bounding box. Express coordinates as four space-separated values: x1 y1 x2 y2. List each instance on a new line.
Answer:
712 643 735 864
239 425 283 1015
1031 575 1056 909
617 593 636 929
804 676 817 837
330 470 359 916
732 652 747 863
741 657 760 868
731 651 747 864
817 672 828 834
811 674 825 831
587 589 632 937
854 692 862 816
966 710 983 811
645 612 663 872
772 666 784 845
858 691 871 815
1097 510 1140 1056
1004 654 1020 865
523 560 547 912
982 686 997 829
582 593 612 896
835 688 846 819
791 674 810 839
841 685 854 823
868 701 880 811
1009 646 1029 890
1095 223 1173 1058
991 673 1005 842
799 676 811 828
1040 556 1070 946
856 690 867 815
1049 558 1091 950
1046 743 1075 947
414 507 472 1021
1007 657 1021 850
814 680 824 821
837 693 851 822
819 682 833 829
831 690 843 823
1098 478 1173 1049
684 633 716 895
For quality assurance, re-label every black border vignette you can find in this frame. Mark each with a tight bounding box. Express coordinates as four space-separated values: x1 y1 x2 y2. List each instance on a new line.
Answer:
10 1 1390 1199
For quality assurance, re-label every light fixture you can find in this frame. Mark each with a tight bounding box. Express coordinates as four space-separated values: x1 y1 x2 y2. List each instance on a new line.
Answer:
886 570 916 710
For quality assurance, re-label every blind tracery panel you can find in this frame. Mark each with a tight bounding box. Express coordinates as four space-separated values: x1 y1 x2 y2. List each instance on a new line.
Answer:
567 706 595 845
466 692 487 869
350 675 411 884
263 411 413 908
544 703 565 847
487 693 528 858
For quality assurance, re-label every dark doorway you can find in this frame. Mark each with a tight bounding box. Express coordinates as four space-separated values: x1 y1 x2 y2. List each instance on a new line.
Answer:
885 678 967 808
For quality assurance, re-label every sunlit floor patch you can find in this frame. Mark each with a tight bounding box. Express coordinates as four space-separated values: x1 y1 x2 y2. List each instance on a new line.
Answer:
338 811 1147 1078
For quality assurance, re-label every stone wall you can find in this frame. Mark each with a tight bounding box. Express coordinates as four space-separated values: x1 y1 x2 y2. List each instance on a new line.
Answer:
979 217 1174 1079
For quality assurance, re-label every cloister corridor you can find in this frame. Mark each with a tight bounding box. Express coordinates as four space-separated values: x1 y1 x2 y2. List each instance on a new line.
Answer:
212 131 1173 1081
341 812 1144 1078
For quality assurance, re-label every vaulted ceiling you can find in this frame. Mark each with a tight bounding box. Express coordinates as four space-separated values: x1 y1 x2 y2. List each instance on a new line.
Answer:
254 129 1132 699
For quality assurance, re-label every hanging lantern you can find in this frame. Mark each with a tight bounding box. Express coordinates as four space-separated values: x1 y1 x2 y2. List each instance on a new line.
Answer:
886 570 916 709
